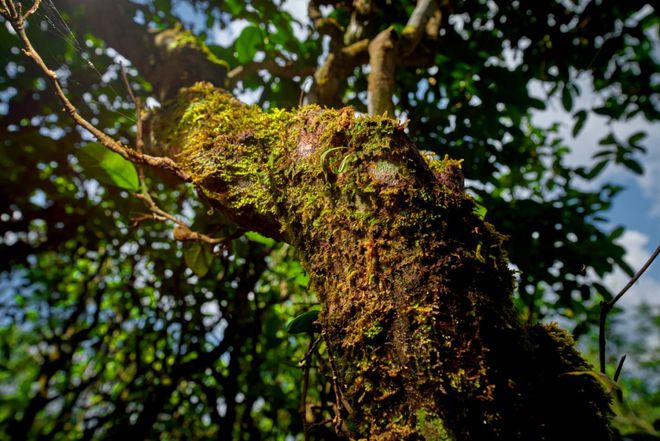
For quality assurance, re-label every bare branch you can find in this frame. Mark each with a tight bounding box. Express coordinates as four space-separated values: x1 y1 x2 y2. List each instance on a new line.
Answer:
134 192 229 246
599 244 660 374
308 0 344 41
611 245 660 307
23 0 42 19
367 1 442 116
119 69 229 247
402 0 439 50
613 354 626 383
119 63 146 157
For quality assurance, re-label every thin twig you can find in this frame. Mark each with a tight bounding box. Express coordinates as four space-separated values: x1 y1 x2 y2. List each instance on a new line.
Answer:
299 335 321 441
119 62 226 246
134 193 227 245
23 0 42 19
322 331 345 436
611 245 660 307
298 335 322 367
0 1 190 182
120 64 145 154
613 354 626 383
599 244 660 374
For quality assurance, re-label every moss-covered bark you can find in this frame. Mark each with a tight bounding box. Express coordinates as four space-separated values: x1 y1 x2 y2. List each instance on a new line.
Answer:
150 82 612 440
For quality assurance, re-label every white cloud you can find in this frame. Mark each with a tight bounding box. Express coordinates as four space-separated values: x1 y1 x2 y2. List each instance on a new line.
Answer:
212 18 249 46
281 0 310 40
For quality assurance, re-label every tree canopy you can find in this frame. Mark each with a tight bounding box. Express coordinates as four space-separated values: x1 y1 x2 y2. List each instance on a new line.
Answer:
0 0 658 439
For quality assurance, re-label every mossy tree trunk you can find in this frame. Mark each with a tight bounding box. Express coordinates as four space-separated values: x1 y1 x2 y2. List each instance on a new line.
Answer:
150 82 612 440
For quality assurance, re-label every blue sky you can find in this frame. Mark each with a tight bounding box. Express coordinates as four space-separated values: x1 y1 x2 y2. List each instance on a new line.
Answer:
530 77 659 313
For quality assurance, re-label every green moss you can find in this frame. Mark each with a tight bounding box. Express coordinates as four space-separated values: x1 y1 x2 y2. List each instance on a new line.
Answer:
416 409 454 441
402 25 417 38
161 24 229 69
364 322 384 340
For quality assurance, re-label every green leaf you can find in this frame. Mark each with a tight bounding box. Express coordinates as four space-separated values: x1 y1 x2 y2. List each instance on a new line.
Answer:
598 133 617 146
79 143 139 191
235 26 262 64
225 0 244 15
528 97 546 110
620 157 643 175
285 310 320 334
610 225 625 239
592 282 613 300
592 149 614 159
572 110 587 137
584 160 608 180
627 131 646 146
244 231 276 247
561 85 573 112
183 241 214 277
153 0 172 13
473 203 487 220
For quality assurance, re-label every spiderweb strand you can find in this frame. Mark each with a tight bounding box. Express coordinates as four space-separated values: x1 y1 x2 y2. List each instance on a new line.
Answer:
34 0 137 122
1 0 190 180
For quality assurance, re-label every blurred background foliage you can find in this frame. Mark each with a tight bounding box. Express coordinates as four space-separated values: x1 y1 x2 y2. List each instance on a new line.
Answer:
0 0 658 439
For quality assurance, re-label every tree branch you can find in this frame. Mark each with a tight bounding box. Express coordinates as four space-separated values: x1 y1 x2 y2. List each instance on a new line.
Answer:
309 39 369 107
402 0 440 50
367 28 398 116
599 244 660 374
367 0 442 116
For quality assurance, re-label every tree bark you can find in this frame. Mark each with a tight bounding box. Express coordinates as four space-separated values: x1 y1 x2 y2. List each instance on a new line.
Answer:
147 82 613 440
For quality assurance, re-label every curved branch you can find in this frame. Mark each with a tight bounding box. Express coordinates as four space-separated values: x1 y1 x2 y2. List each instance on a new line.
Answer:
367 0 441 116
402 0 440 49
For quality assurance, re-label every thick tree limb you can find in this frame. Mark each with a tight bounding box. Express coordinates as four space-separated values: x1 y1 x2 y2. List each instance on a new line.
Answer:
367 28 398 116
146 82 613 440
3 2 615 439
367 1 441 116
402 0 440 49
308 39 369 107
